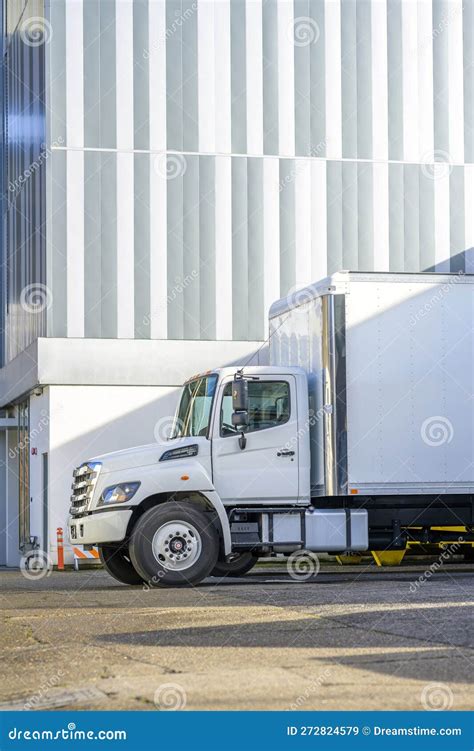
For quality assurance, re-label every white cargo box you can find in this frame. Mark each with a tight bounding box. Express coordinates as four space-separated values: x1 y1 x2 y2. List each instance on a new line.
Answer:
269 271 474 497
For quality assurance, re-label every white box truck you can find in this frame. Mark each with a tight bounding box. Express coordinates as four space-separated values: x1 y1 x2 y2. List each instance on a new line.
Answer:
68 272 474 586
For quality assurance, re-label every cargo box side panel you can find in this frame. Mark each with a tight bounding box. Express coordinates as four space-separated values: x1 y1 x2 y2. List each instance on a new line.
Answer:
346 278 474 491
269 298 325 492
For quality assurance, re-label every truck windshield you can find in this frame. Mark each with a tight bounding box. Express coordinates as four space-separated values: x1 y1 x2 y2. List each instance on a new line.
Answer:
170 374 218 438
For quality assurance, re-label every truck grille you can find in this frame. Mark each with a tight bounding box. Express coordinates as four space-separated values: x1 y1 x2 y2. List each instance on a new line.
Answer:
69 462 102 517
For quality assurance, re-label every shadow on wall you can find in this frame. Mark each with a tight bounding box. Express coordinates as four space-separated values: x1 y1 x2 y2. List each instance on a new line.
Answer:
425 248 474 273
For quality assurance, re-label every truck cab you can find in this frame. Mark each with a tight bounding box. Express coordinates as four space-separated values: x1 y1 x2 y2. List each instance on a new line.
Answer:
68 365 330 586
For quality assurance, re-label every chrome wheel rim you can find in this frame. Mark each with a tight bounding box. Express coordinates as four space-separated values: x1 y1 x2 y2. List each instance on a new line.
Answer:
152 520 202 571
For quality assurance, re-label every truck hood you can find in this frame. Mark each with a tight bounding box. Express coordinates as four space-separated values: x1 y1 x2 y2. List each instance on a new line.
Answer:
88 438 204 474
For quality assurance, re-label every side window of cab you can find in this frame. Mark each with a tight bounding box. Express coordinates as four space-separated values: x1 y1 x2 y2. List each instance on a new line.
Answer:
220 381 290 436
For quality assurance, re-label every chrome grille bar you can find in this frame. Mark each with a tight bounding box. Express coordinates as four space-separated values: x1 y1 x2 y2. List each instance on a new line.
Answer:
69 462 102 517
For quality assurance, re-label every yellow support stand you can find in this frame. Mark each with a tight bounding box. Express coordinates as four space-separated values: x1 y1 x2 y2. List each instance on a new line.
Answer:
371 550 406 567
336 554 363 565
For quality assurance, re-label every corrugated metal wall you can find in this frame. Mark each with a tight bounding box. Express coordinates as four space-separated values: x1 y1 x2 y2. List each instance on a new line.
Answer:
3 0 474 358
2 0 46 360
2 0 47 363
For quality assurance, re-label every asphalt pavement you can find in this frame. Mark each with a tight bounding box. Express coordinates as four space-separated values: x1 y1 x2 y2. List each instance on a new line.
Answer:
0 560 472 711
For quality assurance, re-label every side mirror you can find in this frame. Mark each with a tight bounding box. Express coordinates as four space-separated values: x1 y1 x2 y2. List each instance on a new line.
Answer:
232 378 248 412
232 377 249 450
231 411 248 428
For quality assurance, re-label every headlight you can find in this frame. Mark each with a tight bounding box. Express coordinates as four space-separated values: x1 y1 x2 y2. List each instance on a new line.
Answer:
98 482 140 506
159 444 198 461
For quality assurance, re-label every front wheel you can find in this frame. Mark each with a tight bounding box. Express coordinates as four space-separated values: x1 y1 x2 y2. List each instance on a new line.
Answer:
211 552 258 578
129 502 219 587
99 543 145 585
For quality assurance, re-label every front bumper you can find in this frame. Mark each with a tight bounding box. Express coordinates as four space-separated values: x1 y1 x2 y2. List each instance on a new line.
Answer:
68 509 133 546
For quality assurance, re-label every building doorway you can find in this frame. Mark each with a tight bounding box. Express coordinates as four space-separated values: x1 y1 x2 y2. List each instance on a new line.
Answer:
18 400 30 552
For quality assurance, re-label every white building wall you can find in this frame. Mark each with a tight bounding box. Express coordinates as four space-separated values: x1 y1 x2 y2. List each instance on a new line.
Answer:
29 385 181 564
38 0 473 348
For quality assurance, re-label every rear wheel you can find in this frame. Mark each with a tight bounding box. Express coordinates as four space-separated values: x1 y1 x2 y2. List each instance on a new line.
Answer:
129 502 219 587
211 552 258 578
99 543 144 585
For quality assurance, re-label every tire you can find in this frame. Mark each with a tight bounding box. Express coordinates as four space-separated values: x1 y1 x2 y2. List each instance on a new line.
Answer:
211 552 258 578
129 502 219 587
99 543 145 586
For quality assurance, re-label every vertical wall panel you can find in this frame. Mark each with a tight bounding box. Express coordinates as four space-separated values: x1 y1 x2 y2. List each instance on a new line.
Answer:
231 0 247 153
403 164 420 271
449 167 465 272
294 159 312 285
50 151 67 337
198 0 216 153
342 161 358 269
324 0 342 158
263 0 279 155
49 0 66 145
182 0 199 152
66 0 83 148
372 162 390 270
310 160 327 281
341 0 357 159
183 156 200 339
417 0 434 160
99 1 116 149
247 159 264 340
199 157 216 339
387 0 403 160
246 0 264 155
356 0 372 159
463 1 473 163
447 0 464 164
464 166 474 273
263 157 280 335
326 161 343 273
310 0 326 156
214 156 233 339
116 153 134 338
277 0 294 156
83 0 100 148
133 0 149 150
279 159 296 295
134 153 150 339
357 163 373 270
149 156 168 339
166 0 183 151
100 153 117 338
66 150 84 337
116 0 134 151
84 151 101 338
433 166 451 271
232 159 249 338
148 0 167 152
294 0 311 157
214 0 232 153
167 162 184 339
389 163 404 271
419 167 436 272
371 0 388 162
433 0 449 157
401 0 419 162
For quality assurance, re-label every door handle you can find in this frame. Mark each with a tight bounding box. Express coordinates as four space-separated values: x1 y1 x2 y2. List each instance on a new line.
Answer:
277 449 295 457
